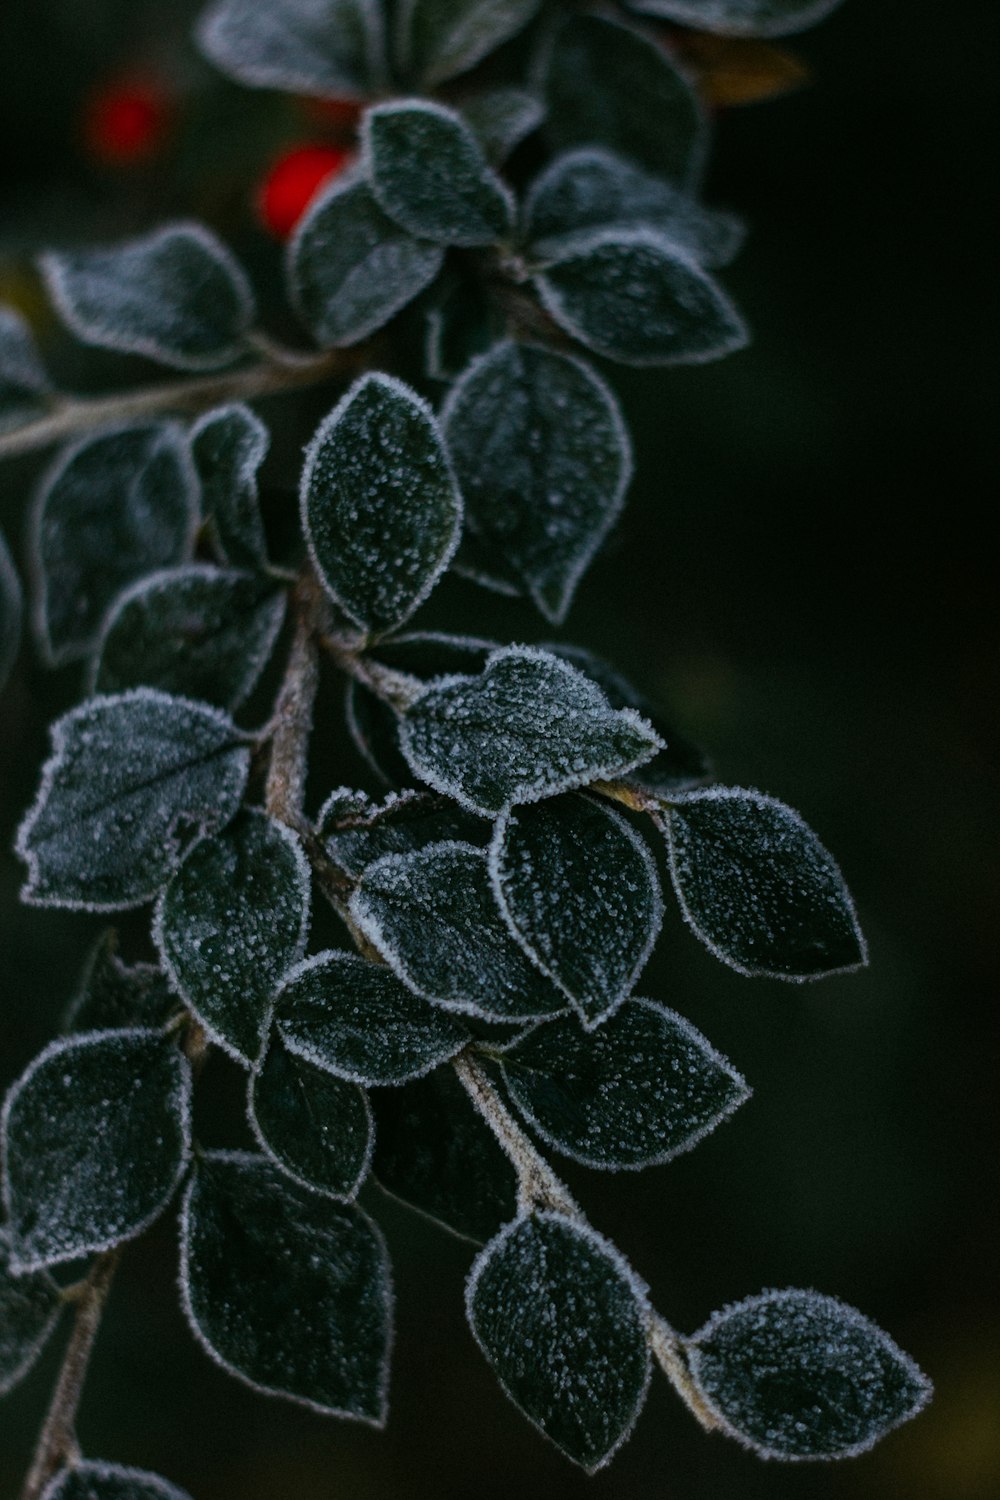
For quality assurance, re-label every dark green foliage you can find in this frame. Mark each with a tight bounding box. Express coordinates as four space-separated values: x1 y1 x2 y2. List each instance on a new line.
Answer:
625 0 844 40
459 88 544 164
320 788 487 875
249 1036 372 1199
1 526 23 693
397 0 543 88
197 0 385 99
64 930 175 1035
0 1229 61 1396
0 305 51 433
189 404 269 570
42 1461 195 1499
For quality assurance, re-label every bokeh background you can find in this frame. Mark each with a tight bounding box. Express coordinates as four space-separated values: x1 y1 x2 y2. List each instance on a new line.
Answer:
1 2 996 1498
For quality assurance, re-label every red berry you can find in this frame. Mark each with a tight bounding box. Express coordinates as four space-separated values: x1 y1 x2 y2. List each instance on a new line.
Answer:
82 76 172 165
256 144 354 240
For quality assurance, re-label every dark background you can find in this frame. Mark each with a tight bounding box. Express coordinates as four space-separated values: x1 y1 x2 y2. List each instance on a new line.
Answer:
1 2 996 1497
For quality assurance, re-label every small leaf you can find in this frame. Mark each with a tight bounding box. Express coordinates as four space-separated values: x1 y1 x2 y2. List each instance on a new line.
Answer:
459 88 544 164
466 1212 651 1470
32 423 198 665
180 1151 392 1422
535 228 748 367
319 787 487 875
41 224 255 371
442 340 632 623
399 646 663 816
396 0 543 88
17 690 249 911
289 176 444 348
301 372 461 635
625 0 845 41
1 1029 191 1271
365 101 514 248
544 14 707 187
249 1035 372 1199
197 0 386 98
189 403 269 569
64 930 175 1035
501 999 749 1169
372 1066 517 1243
1 304 52 433
662 787 867 980
489 793 662 1027
277 950 469 1085
1 526 23 694
685 1288 932 1459
350 842 567 1023
1 1229 61 1396
41 1460 195 1500
155 809 310 1064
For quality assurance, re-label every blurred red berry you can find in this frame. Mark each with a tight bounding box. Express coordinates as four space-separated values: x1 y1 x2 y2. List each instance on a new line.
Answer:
82 76 173 165
256 144 353 240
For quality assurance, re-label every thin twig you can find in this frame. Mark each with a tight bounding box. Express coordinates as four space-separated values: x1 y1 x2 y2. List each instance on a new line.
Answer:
649 1313 721 1432
319 633 423 711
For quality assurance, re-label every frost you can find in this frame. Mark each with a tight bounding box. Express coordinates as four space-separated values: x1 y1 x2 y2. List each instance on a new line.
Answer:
685 1288 932 1459
40 223 255 371
624 0 845 40
301 372 462 635
189 403 269 569
319 787 487 875
1 526 23 694
459 88 544 165
1 1029 191 1272
180 1151 393 1422
155 808 310 1064
17 690 250 911
31 422 198 665
441 340 633 623
276 950 469 1085
399 646 663 816
196 0 386 98
1 1228 61 1396
41 1460 195 1500
395 0 543 89
364 100 514 248
466 1212 652 1471
0 304 52 432
249 1035 373 1199
489 793 663 1028
662 786 868 980
64 929 175 1035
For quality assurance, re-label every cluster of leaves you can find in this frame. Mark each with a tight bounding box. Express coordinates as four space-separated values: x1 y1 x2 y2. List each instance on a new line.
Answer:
0 1 931 1497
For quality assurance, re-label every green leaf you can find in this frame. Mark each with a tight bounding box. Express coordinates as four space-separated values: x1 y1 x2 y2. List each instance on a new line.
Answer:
180 1152 392 1422
289 176 444 348
442 340 632 622
662 787 867 980
301 373 461 635
350 842 568 1023
460 88 544 165
1 1228 61 1396
189 403 269 569
544 14 707 187
31 422 198 665
372 1066 517 1243
685 1288 932 1459
319 787 487 875
365 101 514 248
625 0 845 40
249 1035 372 1199
197 0 386 98
500 999 749 1169
1 304 52 433
535 228 748 367
489 793 662 1027
395 0 543 88
17 691 249 911
1 526 23 694
64 929 175 1035
399 646 663 816
41 224 255 371
91 566 285 710
155 809 310 1064
41 1461 195 1499
466 1212 651 1470
1 1029 191 1271
276 950 469 1085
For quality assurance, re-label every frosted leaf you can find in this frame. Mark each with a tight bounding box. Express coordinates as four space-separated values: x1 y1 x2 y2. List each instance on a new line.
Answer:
662 787 868 980
423 273 501 385
31 422 198 665
489 793 662 1027
501 999 749 1169
544 14 707 188
372 1066 517 1244
277 950 469 1085
155 809 310 1065
64 929 175 1035
249 1035 372 1199
41 1461 195 1500
40 224 255 371
459 88 544 165
525 148 745 269
320 788 486 875
624 0 846 40
466 1212 651 1471
0 1228 61 1396
91 565 285 710
189 404 269 569
350 842 567 1023
364 100 514 248
442 340 633 623
196 0 385 98
0 304 52 433
288 176 444 348
1 1029 191 1272
395 0 543 89
685 1288 932 1459
17 690 249 911
399 646 663 816
180 1151 392 1422
301 372 461 635
535 228 749 368
1 526 23 693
